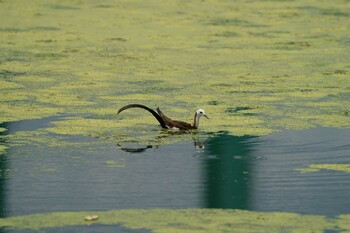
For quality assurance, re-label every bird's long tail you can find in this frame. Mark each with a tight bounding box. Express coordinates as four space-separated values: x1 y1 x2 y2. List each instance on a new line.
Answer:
117 104 167 129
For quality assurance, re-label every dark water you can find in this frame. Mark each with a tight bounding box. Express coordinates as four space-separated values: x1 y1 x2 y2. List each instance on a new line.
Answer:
0 119 350 218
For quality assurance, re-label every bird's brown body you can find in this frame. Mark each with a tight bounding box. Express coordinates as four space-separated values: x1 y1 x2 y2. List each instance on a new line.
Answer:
156 107 195 130
117 104 208 130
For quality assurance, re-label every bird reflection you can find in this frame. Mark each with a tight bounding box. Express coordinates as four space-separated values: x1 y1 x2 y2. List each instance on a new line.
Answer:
117 144 154 153
194 139 206 150
116 137 207 153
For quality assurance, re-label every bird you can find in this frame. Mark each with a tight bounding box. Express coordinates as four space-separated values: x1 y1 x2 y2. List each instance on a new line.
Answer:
117 104 209 130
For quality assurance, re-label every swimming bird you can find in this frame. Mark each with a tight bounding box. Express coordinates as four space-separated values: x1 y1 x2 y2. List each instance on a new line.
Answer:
117 104 209 130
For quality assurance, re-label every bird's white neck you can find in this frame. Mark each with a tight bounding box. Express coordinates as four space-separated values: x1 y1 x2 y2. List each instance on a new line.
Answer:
193 112 200 128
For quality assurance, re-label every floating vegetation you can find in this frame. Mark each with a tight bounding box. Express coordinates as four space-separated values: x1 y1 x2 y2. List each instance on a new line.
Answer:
84 215 99 222
0 70 26 78
226 106 254 114
0 1 349 231
273 41 311 50
0 80 23 89
0 145 8 155
0 0 349 144
104 159 125 168
0 208 346 232
47 4 80 10
0 102 62 123
0 26 60 33
297 5 350 17
297 164 350 174
208 18 267 28
45 117 122 137
213 31 240 38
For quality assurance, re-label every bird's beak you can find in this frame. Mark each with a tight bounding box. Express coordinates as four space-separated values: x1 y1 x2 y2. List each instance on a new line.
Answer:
204 114 209 120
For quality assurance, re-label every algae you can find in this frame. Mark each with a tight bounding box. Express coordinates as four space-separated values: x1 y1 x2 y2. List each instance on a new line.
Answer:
0 102 62 123
0 0 349 143
0 80 23 89
0 208 341 233
4 129 100 149
104 159 126 168
297 164 350 174
0 2 349 230
0 144 8 155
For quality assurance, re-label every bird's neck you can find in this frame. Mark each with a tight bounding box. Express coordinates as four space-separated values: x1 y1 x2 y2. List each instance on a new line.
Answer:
192 112 200 128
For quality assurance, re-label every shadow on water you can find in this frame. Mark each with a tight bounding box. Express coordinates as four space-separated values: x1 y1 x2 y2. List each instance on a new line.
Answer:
202 133 256 209
200 128 350 216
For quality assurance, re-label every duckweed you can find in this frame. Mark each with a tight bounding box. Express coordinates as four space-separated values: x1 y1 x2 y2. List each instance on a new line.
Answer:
0 145 8 155
0 3 349 232
0 208 345 232
297 164 350 174
0 0 349 144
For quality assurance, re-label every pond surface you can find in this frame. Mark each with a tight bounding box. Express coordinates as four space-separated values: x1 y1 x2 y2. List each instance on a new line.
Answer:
1 119 349 219
1 0 350 231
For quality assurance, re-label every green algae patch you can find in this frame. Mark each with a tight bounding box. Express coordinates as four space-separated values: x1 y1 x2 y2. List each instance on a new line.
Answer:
297 164 350 174
44 116 172 145
34 89 95 107
336 214 350 233
46 117 122 137
0 80 23 89
104 159 126 168
0 0 350 141
5 130 95 148
0 208 340 232
0 144 8 155
0 102 62 123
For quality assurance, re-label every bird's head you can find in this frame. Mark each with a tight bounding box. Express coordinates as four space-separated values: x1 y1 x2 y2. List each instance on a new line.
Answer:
196 109 209 119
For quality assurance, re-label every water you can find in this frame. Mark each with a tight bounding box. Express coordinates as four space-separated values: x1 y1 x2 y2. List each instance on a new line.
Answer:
1 118 349 218
1 0 349 231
